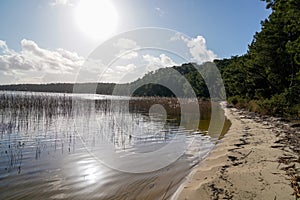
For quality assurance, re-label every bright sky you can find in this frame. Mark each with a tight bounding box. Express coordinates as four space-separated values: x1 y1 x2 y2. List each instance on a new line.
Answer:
0 0 271 84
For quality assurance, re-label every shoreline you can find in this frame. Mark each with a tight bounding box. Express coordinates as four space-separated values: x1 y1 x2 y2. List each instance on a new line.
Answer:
173 104 300 199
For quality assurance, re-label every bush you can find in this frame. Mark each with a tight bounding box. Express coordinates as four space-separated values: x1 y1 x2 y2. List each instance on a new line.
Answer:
246 100 259 113
227 92 299 118
290 104 300 118
228 95 242 105
255 93 288 116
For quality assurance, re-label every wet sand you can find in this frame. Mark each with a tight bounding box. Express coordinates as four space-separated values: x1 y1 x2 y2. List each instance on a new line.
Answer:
174 104 300 200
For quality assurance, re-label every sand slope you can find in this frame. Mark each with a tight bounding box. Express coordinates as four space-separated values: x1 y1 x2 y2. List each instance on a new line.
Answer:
175 106 298 200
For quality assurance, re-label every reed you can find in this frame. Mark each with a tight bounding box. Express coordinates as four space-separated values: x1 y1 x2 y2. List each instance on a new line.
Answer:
0 92 214 173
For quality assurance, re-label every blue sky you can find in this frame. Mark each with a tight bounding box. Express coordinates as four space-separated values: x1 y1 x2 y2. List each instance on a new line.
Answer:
0 0 271 84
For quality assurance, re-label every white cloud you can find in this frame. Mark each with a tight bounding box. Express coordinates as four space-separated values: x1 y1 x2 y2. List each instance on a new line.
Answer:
50 0 73 6
119 51 138 60
0 39 85 84
143 54 177 71
155 7 165 17
185 36 217 63
100 63 137 82
113 38 140 60
114 63 137 72
83 58 105 73
0 40 12 55
170 34 217 63
169 32 182 41
0 40 7 50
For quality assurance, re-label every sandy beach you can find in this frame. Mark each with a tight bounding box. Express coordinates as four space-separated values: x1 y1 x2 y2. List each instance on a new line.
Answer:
174 104 300 200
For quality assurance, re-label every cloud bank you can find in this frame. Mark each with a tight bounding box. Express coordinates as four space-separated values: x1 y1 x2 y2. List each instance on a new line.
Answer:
171 33 217 63
143 54 177 71
0 33 217 84
113 38 140 60
0 39 84 84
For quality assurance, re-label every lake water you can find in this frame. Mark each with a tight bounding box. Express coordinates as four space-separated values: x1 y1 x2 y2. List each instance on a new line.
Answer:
0 91 230 200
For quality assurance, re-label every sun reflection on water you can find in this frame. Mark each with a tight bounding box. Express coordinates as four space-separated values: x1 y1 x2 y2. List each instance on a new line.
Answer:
74 158 105 187
83 165 98 184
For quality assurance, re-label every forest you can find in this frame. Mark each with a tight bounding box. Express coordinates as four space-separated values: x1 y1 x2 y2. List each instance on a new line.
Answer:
216 0 300 116
0 0 299 117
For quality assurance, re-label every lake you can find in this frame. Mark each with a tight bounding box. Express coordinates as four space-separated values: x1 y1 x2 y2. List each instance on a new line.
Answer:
0 91 230 200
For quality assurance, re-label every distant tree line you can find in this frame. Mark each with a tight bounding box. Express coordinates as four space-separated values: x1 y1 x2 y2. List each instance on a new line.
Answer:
0 62 214 99
0 83 116 95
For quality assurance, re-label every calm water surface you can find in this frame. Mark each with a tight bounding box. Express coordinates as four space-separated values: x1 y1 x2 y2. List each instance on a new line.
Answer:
0 91 230 200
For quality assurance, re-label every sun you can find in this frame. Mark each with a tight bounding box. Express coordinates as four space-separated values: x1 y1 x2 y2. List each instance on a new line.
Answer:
74 0 118 40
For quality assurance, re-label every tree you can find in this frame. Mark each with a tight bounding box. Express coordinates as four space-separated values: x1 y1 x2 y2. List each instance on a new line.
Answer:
247 0 300 99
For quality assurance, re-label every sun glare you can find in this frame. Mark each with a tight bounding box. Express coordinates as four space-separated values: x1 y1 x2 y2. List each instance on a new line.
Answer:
75 0 118 40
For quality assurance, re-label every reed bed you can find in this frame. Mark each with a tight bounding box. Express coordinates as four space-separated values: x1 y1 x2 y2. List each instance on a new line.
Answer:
0 92 215 174
128 96 212 119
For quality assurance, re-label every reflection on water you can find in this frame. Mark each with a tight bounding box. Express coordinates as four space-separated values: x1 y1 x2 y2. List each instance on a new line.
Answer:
0 91 230 199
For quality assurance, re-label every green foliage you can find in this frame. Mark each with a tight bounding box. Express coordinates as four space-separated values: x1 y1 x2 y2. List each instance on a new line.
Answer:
130 63 209 98
216 0 300 117
228 95 242 106
249 0 299 97
256 93 288 115
132 84 176 97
